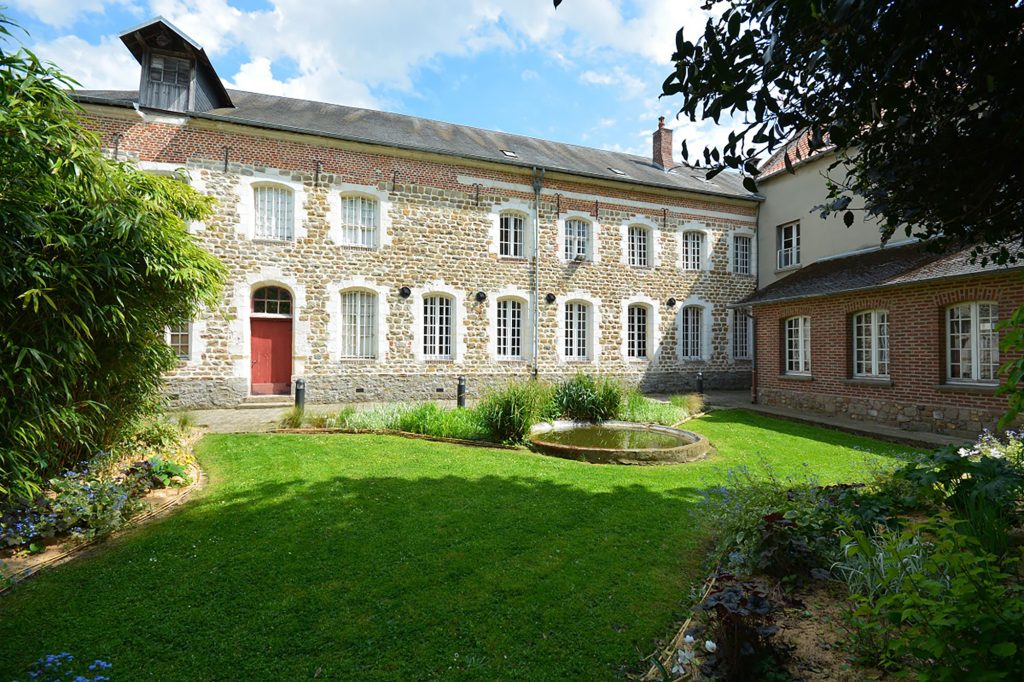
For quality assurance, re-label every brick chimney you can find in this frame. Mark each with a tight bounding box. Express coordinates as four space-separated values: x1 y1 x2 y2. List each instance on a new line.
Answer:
652 116 674 169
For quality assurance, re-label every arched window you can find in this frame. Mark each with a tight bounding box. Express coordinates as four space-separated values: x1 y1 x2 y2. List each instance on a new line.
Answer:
496 298 524 359
564 300 591 359
852 310 889 377
252 286 292 316
947 302 998 383
628 224 651 267
626 304 650 358
499 211 526 258
679 305 703 359
682 231 704 270
784 316 811 374
340 290 378 358
423 294 454 359
254 185 294 240
340 194 379 247
564 218 591 261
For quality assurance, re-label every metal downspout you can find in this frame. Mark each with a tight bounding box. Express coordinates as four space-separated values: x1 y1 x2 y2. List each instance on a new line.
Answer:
531 167 545 378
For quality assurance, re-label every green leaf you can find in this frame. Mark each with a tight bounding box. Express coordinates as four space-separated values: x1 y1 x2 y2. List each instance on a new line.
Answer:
991 642 1016 657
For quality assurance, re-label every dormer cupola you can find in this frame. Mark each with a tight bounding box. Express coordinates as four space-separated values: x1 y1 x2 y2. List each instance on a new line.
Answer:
119 17 233 114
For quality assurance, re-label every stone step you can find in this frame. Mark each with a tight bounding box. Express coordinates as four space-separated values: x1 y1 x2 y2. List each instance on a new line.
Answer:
239 396 294 409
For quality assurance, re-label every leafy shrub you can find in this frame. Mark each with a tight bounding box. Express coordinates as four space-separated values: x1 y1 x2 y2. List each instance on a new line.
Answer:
839 516 1024 678
0 20 225 499
477 380 548 444
551 373 623 421
697 575 781 680
894 444 1023 556
146 456 189 488
700 466 851 578
13 652 113 682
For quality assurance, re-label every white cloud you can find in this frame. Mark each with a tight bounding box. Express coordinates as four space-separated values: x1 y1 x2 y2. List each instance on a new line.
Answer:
579 67 645 98
520 69 540 81
225 57 380 109
7 0 138 29
32 34 140 90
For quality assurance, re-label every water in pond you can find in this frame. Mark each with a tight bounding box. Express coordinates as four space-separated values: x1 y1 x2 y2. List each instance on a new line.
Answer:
535 425 692 450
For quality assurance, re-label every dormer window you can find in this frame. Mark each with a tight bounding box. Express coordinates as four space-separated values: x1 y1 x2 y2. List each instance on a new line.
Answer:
142 53 192 111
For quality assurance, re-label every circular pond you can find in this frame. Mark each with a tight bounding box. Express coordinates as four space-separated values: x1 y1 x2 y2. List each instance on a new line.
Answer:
529 420 713 465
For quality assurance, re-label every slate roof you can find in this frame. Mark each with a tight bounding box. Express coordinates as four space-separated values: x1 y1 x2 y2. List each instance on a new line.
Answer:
740 241 1022 306
72 88 755 200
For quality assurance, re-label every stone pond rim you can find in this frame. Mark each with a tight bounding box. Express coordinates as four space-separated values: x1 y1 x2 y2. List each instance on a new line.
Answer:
528 421 714 465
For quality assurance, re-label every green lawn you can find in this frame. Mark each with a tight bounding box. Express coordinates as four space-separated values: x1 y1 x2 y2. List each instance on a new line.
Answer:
0 410 910 681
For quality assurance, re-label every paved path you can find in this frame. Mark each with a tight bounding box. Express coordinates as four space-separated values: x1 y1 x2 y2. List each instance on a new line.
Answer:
181 390 969 449
701 390 968 449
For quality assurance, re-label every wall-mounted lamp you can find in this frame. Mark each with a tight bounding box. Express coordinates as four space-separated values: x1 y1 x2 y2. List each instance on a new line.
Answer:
399 286 411 298
545 293 557 304
475 291 487 302
666 297 677 308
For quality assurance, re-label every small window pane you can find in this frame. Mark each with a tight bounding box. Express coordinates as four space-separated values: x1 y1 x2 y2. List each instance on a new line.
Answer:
253 286 293 316
340 291 377 358
497 299 523 358
564 219 590 260
341 196 378 247
564 302 589 359
627 304 648 358
424 295 454 359
168 323 190 359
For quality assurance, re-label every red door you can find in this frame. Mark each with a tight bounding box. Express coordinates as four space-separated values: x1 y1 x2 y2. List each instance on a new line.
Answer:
251 318 292 395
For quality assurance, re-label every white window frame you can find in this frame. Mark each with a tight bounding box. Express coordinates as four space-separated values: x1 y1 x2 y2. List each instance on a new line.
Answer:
339 195 379 248
852 309 889 378
626 304 650 359
777 221 801 270
947 302 999 384
253 184 295 241
619 215 660 268
678 306 704 360
619 295 660 361
412 284 465 363
327 183 393 248
496 298 524 359
729 230 755 276
326 277 389 363
628 225 649 267
564 301 592 361
236 173 307 241
730 308 753 361
557 211 601 263
784 316 811 375
681 229 707 271
499 211 527 259
422 295 454 360
166 322 191 361
557 292 601 363
338 289 379 359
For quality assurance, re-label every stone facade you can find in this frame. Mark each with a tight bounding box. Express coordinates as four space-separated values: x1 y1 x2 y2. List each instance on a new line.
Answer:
81 107 759 408
752 273 1024 437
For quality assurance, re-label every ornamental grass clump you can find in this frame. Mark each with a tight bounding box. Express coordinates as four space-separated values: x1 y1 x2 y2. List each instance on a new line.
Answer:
476 380 550 444
551 372 623 422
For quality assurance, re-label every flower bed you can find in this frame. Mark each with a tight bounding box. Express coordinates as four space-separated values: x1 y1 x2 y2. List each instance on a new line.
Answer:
646 430 1024 680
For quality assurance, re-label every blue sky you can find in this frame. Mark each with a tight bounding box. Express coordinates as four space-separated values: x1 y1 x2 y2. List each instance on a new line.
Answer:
2 0 737 158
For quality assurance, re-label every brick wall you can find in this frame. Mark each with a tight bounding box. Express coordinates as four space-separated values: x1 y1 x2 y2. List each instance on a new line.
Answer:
81 107 759 407
753 273 1024 436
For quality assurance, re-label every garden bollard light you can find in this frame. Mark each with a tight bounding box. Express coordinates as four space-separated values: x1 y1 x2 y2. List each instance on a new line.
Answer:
295 378 306 410
457 375 467 408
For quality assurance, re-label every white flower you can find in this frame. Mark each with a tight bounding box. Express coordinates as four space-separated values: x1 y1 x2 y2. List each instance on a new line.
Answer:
704 640 717 653
676 649 695 664
683 635 695 645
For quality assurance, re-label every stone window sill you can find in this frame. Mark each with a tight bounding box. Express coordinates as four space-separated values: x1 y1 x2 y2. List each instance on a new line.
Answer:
496 357 528 363
778 373 813 382
845 377 893 387
497 256 529 263
252 238 294 245
935 383 999 395
335 242 379 251
774 264 801 274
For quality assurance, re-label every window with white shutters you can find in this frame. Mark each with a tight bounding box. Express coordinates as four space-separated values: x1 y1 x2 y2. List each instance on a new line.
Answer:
340 195 378 247
254 186 295 240
423 295 454 359
496 298 523 359
947 302 999 383
340 290 378 358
